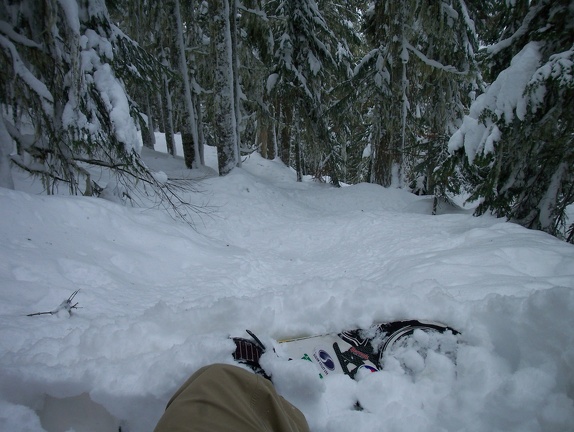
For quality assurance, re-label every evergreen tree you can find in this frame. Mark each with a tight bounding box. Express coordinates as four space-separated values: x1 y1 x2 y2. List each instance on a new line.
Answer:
239 0 277 161
358 0 479 190
107 0 162 151
264 0 351 182
0 0 197 223
313 0 362 185
110 0 208 167
410 0 481 214
448 0 574 241
1 0 139 192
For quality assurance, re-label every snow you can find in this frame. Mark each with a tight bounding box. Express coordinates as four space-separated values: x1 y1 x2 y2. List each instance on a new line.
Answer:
0 34 54 116
56 0 81 35
308 51 322 75
404 41 468 75
448 42 543 162
92 63 141 153
485 3 541 56
528 46 574 112
474 41 541 122
441 2 459 23
76 27 141 154
266 73 279 94
151 170 168 185
1 143 574 432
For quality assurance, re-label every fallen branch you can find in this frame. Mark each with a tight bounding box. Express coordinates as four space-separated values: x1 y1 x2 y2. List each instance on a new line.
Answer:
27 289 80 317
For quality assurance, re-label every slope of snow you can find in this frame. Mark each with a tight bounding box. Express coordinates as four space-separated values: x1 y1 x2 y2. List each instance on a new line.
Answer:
1 146 573 432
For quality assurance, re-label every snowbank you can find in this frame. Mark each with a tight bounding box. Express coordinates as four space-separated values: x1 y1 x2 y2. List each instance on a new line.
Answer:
0 148 573 431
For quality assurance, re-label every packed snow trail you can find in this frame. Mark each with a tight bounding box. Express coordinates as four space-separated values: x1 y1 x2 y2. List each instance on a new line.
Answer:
0 147 573 432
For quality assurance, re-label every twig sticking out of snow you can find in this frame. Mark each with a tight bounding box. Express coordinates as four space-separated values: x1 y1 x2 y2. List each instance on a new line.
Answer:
27 290 81 317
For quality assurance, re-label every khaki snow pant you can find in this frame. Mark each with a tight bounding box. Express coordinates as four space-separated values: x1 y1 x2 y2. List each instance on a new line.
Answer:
153 363 310 432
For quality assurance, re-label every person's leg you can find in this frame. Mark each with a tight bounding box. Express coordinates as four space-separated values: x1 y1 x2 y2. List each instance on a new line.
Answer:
154 363 309 432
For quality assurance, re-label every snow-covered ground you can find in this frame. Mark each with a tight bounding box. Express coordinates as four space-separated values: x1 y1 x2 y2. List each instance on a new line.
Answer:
1 139 573 432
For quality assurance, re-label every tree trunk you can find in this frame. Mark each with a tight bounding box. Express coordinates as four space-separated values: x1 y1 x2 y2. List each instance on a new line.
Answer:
279 104 292 166
272 117 278 161
0 117 15 190
194 94 205 165
258 112 275 160
141 121 153 149
399 36 409 188
294 112 302 182
370 109 393 187
175 0 200 168
147 94 156 148
156 91 165 133
182 133 195 168
259 121 269 159
162 69 176 156
141 93 156 149
230 0 242 167
212 0 238 175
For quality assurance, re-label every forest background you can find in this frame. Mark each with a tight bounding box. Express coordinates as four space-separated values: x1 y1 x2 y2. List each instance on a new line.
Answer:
1 0 573 242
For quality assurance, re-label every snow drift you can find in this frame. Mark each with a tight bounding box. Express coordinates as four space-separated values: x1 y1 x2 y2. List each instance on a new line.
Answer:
0 147 573 432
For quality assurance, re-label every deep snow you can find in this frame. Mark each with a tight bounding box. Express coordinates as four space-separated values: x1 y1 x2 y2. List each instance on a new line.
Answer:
1 140 573 432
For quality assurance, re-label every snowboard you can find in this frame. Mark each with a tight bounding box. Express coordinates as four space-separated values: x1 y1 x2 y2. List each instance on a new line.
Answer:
234 320 459 380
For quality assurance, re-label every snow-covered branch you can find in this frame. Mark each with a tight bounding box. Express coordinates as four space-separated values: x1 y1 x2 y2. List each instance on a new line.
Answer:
484 1 546 56
237 5 268 20
448 42 543 163
0 20 43 48
404 41 469 75
0 34 54 114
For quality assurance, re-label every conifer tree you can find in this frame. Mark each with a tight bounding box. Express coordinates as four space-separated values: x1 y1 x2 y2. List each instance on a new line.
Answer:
266 0 346 182
357 0 479 190
239 0 277 161
448 0 574 241
1 0 146 192
0 0 197 223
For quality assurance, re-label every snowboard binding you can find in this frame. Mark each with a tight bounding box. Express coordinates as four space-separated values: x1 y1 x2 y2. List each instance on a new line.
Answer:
338 320 460 377
232 330 271 380
233 320 460 381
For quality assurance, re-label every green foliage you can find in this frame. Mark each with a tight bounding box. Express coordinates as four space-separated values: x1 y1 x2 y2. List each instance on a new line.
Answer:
3 0 571 240
0 0 199 225
259 0 357 182
356 0 480 189
447 0 574 241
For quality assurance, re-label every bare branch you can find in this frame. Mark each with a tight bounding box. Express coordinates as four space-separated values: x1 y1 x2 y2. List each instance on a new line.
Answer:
27 290 81 317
